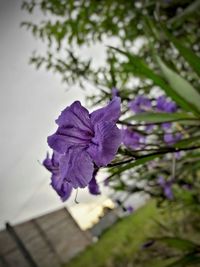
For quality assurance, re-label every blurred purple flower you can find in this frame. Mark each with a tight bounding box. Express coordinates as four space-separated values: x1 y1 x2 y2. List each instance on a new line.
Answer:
158 175 174 200
157 96 177 130
128 95 152 113
43 152 73 201
46 97 122 198
122 128 145 149
157 96 177 113
164 132 182 145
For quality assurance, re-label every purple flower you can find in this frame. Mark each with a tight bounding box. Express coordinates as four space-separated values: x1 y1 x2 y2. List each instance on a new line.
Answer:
157 96 177 130
157 96 177 113
122 128 145 149
128 95 152 113
43 152 73 201
47 97 122 195
88 169 101 195
164 132 182 145
158 175 174 200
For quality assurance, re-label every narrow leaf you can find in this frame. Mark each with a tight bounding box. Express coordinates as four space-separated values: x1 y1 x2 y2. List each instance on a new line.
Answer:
175 136 200 148
124 112 197 123
109 154 160 178
157 57 200 115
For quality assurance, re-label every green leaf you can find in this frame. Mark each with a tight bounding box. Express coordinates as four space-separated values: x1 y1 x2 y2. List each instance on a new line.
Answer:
109 154 160 178
175 136 200 148
124 112 197 123
109 46 194 112
157 57 200 115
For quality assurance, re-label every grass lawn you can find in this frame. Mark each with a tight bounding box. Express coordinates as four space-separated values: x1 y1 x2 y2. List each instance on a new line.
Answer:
66 201 167 267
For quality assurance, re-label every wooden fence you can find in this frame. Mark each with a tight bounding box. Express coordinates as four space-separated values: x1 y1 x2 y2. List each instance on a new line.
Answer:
0 208 92 267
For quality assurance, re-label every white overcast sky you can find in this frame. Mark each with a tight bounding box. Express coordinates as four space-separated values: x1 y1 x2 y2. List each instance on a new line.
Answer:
0 0 115 230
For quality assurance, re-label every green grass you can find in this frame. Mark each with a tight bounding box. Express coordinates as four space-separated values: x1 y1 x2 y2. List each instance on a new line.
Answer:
66 201 163 267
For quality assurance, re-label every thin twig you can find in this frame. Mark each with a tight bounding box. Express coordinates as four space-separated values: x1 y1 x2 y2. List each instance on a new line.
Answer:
107 145 200 168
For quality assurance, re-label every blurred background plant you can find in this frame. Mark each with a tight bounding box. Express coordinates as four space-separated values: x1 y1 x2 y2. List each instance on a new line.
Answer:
22 0 200 266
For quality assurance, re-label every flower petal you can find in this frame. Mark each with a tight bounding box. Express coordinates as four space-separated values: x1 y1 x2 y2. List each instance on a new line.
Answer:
90 97 121 125
88 176 101 195
59 148 94 188
43 151 60 174
51 174 73 201
56 101 93 133
87 121 122 166
88 169 101 195
48 125 92 153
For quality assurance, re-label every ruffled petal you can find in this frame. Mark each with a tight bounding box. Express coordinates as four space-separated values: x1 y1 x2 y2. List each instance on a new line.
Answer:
87 121 122 166
48 125 92 153
43 151 60 174
43 152 53 171
59 148 94 188
56 101 93 134
90 97 121 125
51 174 73 201
48 132 69 154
